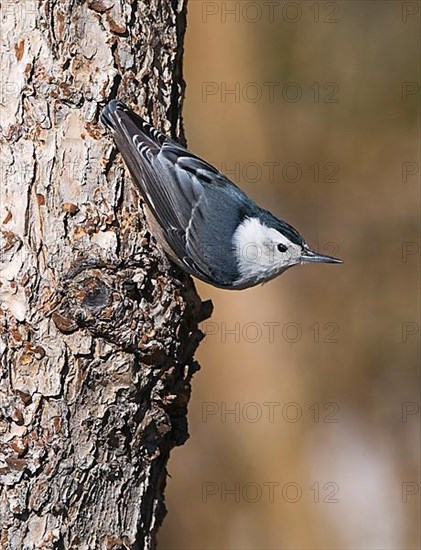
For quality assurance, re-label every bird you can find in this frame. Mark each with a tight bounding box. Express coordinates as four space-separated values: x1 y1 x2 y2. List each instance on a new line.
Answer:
101 100 342 290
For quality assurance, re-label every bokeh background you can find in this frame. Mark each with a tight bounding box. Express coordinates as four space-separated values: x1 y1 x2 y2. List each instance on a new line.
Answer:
160 2 420 548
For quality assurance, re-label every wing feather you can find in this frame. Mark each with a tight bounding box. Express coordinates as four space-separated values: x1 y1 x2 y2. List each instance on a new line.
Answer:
101 101 250 286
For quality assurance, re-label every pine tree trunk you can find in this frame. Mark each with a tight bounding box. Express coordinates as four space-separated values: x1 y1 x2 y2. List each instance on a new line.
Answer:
0 1 209 548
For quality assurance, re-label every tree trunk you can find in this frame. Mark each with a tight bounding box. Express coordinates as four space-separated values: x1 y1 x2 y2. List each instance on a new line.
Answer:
0 1 210 548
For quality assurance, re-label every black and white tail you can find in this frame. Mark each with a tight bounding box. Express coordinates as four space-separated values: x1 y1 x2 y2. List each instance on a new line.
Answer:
100 100 169 151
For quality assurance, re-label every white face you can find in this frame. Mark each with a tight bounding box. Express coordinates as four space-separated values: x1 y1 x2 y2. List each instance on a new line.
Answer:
233 217 303 285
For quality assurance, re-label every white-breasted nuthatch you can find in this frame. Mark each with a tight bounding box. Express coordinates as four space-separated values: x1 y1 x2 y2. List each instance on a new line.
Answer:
101 100 342 290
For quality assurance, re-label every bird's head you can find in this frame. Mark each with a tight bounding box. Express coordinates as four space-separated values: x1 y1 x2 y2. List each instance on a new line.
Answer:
232 214 342 287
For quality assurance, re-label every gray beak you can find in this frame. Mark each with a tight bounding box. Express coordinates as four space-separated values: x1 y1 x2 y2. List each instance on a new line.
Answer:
301 247 343 264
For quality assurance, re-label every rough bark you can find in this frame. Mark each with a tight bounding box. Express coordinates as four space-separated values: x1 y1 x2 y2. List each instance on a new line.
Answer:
0 1 210 548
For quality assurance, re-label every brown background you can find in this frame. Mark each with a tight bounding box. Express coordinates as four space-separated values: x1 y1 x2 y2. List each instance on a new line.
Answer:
160 1 420 548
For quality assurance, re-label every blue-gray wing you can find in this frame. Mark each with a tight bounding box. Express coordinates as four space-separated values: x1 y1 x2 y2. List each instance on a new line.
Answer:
101 100 250 286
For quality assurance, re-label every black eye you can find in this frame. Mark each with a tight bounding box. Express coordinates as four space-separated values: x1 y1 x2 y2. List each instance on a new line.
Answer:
277 243 288 253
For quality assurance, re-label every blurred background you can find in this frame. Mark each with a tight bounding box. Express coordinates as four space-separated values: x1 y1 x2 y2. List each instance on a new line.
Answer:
160 1 420 548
